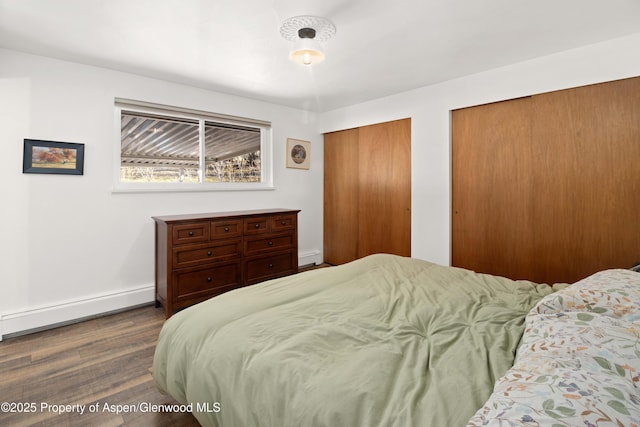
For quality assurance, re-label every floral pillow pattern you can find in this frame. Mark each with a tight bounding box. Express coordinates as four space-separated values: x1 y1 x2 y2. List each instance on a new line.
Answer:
468 269 640 427
534 269 640 322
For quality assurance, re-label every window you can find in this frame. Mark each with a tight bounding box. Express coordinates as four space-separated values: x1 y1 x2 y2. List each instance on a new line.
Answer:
115 99 272 191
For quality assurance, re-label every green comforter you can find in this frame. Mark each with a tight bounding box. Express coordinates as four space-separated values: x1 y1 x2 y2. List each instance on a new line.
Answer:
153 254 553 427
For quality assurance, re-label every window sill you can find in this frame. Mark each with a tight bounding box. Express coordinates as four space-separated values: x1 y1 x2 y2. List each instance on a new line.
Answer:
111 182 275 194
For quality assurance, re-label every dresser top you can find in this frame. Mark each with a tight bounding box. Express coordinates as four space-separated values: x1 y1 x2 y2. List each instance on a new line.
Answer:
152 208 300 223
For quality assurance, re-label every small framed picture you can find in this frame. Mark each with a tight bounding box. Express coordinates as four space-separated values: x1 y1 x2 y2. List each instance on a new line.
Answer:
23 139 85 175
286 138 310 170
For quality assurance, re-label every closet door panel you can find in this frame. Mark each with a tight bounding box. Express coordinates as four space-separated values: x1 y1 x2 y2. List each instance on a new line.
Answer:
530 77 640 283
357 118 411 258
452 98 537 280
323 128 360 265
452 76 640 284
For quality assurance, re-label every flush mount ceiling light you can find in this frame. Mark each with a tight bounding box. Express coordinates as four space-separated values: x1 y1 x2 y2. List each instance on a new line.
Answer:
280 16 336 66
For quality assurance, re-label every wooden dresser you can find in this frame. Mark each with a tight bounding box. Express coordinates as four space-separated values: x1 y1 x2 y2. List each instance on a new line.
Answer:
153 209 300 317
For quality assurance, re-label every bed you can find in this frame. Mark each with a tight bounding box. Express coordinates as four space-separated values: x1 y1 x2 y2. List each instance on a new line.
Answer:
152 254 640 426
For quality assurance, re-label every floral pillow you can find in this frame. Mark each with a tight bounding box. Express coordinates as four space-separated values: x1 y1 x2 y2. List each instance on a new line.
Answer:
533 269 640 322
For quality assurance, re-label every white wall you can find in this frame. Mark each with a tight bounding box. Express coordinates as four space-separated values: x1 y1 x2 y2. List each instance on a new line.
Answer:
0 48 324 338
318 33 640 267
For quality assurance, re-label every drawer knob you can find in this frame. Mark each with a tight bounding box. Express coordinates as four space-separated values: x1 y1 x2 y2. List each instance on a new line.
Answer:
188 231 194 236
207 251 212 256
207 277 212 282
224 227 229 232
268 263 274 268
281 220 286 225
255 224 260 228
268 241 273 246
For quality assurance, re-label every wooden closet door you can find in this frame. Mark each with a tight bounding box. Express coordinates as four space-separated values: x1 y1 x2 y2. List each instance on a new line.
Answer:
323 118 411 265
357 118 411 258
324 128 360 265
530 77 640 283
452 77 640 284
452 97 538 280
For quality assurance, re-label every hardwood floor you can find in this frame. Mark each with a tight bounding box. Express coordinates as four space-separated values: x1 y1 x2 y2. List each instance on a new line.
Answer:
0 305 201 427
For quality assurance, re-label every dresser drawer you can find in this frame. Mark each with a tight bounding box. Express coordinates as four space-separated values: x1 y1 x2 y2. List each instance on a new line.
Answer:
211 219 242 239
244 233 295 255
173 239 242 268
173 262 242 301
271 214 296 232
245 250 296 284
244 216 270 235
172 222 210 244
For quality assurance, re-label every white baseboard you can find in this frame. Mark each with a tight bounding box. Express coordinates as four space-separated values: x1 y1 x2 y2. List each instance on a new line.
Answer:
299 249 322 267
0 285 154 341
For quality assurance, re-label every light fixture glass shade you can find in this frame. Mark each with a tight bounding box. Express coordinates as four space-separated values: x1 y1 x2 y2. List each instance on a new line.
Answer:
290 38 324 65
280 16 335 66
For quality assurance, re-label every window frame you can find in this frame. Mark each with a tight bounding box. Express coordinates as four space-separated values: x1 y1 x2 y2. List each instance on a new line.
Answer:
113 98 273 193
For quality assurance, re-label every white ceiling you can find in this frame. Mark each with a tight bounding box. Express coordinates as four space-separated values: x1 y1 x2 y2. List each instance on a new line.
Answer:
1 0 640 112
